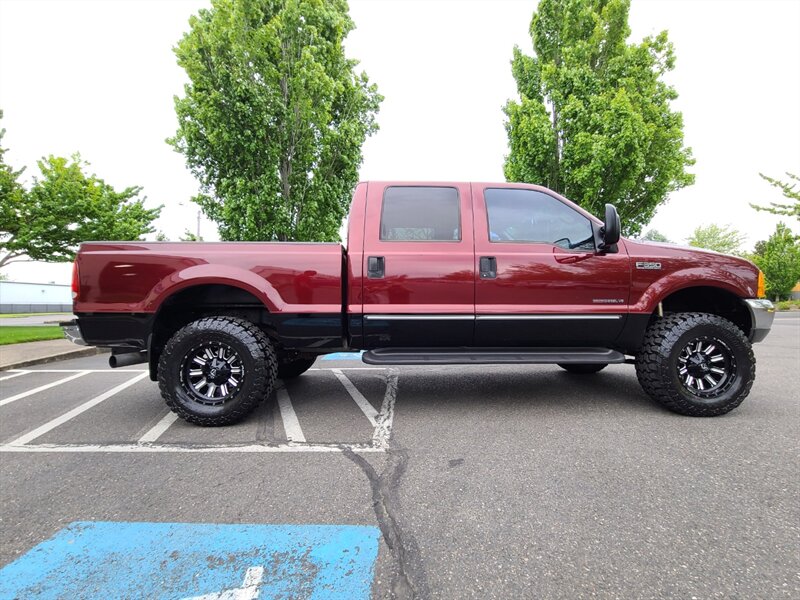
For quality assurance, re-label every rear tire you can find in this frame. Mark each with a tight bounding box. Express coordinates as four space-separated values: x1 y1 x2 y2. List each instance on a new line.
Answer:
635 312 754 417
558 363 607 374
158 316 277 426
277 353 316 379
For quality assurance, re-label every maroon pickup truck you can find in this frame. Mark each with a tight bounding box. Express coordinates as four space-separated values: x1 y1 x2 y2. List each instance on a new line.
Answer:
64 182 774 425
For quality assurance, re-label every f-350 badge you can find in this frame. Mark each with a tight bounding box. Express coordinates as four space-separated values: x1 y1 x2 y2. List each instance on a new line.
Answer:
636 261 662 270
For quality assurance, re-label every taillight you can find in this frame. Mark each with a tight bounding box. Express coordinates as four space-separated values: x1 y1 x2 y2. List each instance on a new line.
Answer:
757 270 766 299
71 261 79 300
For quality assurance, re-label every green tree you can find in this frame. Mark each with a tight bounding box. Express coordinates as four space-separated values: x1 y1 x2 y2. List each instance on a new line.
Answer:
686 224 746 255
0 153 161 267
170 0 382 242
504 0 694 235
640 229 672 243
0 112 27 261
179 229 203 242
751 172 799 222
752 223 800 301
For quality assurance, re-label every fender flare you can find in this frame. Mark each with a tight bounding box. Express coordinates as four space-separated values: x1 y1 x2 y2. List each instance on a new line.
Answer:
142 264 284 314
633 267 753 314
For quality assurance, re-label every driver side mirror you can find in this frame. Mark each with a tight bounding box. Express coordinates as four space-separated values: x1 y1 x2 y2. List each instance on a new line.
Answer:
600 203 621 249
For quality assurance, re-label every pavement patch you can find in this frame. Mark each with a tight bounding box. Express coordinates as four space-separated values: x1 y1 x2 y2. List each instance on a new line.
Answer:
0 521 380 599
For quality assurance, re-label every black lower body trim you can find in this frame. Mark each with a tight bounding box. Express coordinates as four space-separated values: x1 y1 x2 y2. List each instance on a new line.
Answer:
362 347 626 366
76 313 154 351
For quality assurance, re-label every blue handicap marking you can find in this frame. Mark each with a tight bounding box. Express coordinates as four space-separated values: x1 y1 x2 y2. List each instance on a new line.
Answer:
0 521 380 600
321 351 365 361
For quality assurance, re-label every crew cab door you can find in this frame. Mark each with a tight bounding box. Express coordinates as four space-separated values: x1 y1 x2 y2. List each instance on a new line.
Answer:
360 182 475 348
473 184 630 346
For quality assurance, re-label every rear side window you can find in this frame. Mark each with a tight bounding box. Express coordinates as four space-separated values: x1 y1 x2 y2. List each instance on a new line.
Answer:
380 186 460 241
485 188 594 250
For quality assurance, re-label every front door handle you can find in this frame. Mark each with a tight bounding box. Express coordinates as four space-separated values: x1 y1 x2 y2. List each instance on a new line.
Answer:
479 256 497 279
368 256 385 278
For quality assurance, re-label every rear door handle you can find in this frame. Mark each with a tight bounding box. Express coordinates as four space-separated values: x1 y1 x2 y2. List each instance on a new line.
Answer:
368 256 385 278
479 256 497 279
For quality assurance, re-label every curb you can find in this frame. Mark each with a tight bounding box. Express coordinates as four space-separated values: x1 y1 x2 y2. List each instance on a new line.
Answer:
0 347 109 371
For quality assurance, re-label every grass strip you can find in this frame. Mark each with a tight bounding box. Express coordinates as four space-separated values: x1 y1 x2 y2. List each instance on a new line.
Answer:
0 326 64 345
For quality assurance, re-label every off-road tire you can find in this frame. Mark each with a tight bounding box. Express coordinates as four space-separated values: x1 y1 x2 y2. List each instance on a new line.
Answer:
558 363 607 374
277 354 316 379
635 312 755 417
158 316 277 426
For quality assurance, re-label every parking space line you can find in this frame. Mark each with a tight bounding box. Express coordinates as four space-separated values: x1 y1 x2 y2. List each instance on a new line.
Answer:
0 442 384 453
11 369 147 373
276 384 305 442
7 372 149 446
372 370 399 449
0 370 31 382
331 369 378 426
0 371 90 407
309 367 385 371
138 412 180 443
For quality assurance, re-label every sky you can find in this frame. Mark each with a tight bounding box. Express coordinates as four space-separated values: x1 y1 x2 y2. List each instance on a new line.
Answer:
0 0 798 284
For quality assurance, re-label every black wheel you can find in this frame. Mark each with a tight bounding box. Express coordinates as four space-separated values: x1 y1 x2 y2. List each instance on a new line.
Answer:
157 316 277 426
635 312 755 417
277 353 316 379
558 363 607 374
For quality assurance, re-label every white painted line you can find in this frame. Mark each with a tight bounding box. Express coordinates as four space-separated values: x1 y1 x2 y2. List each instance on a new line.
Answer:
0 370 31 382
0 442 384 454
276 382 306 443
309 367 386 371
0 371 90 407
372 369 399 450
7 372 149 446
138 412 180 443
331 369 378 426
7 369 147 373
182 566 264 600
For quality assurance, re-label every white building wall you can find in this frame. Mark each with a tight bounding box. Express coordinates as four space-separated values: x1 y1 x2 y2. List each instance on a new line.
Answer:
0 281 72 313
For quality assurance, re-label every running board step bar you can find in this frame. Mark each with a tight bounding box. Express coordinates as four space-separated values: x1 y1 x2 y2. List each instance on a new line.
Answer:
362 347 626 366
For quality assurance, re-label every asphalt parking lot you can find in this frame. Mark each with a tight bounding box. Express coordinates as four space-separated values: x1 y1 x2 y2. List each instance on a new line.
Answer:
1 313 798 599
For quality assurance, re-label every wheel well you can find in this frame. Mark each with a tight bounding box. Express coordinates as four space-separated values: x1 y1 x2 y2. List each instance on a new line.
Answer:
660 286 751 335
149 284 271 379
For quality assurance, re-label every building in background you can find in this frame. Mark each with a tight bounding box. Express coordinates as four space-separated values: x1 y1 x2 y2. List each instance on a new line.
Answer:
0 281 71 313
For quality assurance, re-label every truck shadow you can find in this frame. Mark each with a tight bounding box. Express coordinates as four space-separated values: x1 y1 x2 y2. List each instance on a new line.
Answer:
389 366 663 416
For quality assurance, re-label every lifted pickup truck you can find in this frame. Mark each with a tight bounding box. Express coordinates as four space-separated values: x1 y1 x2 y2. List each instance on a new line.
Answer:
64 182 774 425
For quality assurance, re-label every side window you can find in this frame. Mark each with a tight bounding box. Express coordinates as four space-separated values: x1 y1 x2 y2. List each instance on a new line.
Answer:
485 188 594 250
380 187 460 241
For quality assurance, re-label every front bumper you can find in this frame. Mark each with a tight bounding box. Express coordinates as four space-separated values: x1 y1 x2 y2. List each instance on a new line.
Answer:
743 299 775 343
60 319 87 346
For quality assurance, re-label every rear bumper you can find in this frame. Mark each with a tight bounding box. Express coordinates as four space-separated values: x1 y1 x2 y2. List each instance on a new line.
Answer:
60 320 87 346
744 299 775 343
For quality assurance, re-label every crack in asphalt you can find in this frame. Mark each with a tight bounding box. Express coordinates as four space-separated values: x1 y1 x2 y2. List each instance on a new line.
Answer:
342 445 429 600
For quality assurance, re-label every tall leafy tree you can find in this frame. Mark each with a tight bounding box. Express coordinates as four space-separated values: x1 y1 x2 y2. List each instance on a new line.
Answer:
504 0 694 235
751 223 800 301
751 172 799 222
170 0 382 242
686 224 746 256
0 152 161 268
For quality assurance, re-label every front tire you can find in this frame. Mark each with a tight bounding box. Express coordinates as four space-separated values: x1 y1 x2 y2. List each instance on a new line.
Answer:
635 312 755 417
158 316 277 426
558 363 607 374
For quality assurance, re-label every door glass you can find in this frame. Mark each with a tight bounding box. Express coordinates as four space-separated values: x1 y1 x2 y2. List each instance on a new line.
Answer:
485 188 594 250
380 186 460 241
